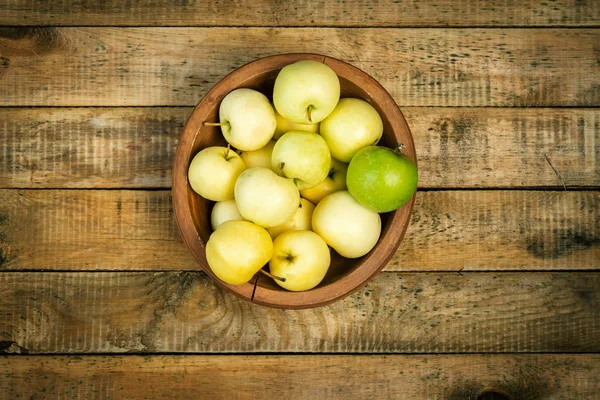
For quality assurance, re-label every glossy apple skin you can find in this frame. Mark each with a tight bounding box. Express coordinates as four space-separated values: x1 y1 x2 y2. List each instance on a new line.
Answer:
320 98 383 162
271 131 331 190
273 60 340 124
300 158 348 204
274 110 319 139
234 167 300 228
239 140 276 169
206 220 273 285
188 146 245 201
312 191 381 259
267 198 315 239
347 146 418 213
210 199 243 231
269 230 331 291
219 88 276 151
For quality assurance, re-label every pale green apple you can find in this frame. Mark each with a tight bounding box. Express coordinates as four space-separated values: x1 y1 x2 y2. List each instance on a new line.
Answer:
300 158 348 204
274 109 319 139
273 60 340 124
271 131 331 190
206 220 273 285
347 145 418 213
267 198 315 239
188 146 245 201
269 230 331 291
234 167 300 228
238 140 276 169
312 191 381 258
210 199 243 231
320 98 383 162
216 88 276 151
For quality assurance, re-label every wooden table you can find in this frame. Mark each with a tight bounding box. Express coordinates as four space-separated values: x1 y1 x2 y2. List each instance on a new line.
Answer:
1 1 599 399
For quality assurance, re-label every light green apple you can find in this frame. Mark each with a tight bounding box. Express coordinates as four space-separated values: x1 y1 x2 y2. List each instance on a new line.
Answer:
188 146 245 201
274 109 319 139
312 191 381 259
347 145 418 213
273 60 340 124
210 199 243 231
234 167 300 228
267 198 315 239
206 220 273 285
271 131 331 190
300 157 348 204
269 230 331 291
320 98 383 162
238 140 276 169
214 88 276 151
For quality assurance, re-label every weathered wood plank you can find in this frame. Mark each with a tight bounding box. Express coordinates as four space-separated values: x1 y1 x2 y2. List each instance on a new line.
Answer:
0 271 597 353
1 107 598 189
1 28 598 106
0 355 597 399
1 190 598 272
1 0 598 27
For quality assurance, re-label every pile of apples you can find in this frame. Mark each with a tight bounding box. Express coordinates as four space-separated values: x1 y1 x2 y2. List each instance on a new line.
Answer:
188 60 418 292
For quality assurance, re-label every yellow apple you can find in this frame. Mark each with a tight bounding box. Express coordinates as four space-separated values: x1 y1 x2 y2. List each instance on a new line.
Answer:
300 158 348 204
312 191 381 258
320 98 383 162
269 230 331 291
210 199 243 231
274 110 319 139
267 198 315 239
188 146 245 201
238 140 276 169
234 167 300 228
206 220 273 285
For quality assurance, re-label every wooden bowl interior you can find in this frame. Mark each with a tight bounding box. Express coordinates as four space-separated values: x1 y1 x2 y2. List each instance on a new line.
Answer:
176 54 416 308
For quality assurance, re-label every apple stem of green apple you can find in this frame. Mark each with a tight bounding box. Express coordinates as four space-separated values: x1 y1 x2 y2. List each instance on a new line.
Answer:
395 143 405 153
278 162 285 176
307 105 314 122
259 269 286 283
203 121 230 127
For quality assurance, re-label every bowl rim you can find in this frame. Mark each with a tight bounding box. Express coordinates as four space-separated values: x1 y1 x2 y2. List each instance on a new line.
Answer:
172 53 417 309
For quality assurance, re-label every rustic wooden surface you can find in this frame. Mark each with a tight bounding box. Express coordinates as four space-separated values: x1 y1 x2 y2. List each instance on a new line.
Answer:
0 0 599 398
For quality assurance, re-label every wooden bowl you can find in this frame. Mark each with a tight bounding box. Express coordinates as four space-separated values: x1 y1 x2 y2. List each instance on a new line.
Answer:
173 54 417 309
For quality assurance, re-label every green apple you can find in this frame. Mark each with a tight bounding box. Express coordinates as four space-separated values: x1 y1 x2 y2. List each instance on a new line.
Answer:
320 98 383 162
273 60 340 124
238 140 276 169
271 131 331 190
210 199 243 231
267 198 315 239
347 145 418 213
188 146 245 201
300 158 348 204
274 109 319 139
234 167 300 228
312 191 381 258
212 88 276 151
206 220 273 285
269 230 331 291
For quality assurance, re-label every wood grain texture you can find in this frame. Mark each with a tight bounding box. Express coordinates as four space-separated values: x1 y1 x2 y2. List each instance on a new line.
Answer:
1 190 598 272
0 355 598 400
1 107 598 189
0 271 598 353
1 0 599 27
1 28 599 106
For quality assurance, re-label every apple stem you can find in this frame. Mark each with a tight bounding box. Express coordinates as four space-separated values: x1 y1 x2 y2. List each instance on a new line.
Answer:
278 162 285 176
307 105 314 122
224 143 231 159
259 269 286 283
203 122 229 127
395 143 405 153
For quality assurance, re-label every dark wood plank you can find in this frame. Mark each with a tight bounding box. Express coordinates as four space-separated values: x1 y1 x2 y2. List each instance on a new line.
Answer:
1 28 598 106
0 190 598 272
1 107 598 189
0 271 597 353
1 0 598 27
0 355 597 399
